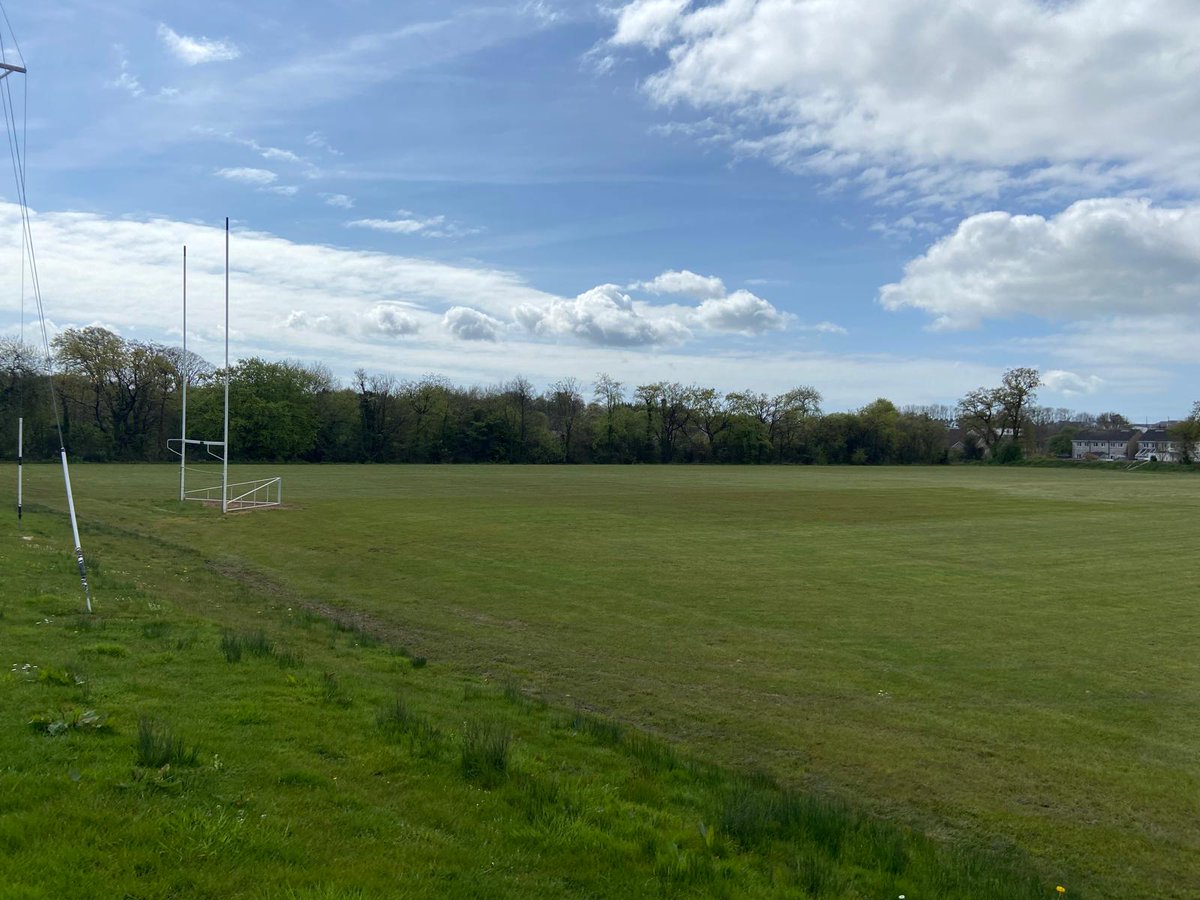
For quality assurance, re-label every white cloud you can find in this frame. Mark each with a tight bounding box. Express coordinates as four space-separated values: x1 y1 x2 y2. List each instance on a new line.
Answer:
348 217 429 235
880 198 1200 329
158 24 240 65
322 194 355 209
515 273 809 345
610 0 1200 204
305 131 342 156
695 289 790 335
610 0 689 49
364 303 421 337
266 185 299 197
109 51 143 98
1042 370 1103 396
215 167 278 186
0 201 1044 410
261 147 302 164
811 322 848 335
632 269 726 299
516 283 692 347
444 307 504 342
0 200 557 364
286 303 421 339
347 212 477 238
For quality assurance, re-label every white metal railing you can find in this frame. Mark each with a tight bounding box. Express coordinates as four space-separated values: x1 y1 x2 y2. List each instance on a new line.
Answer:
183 477 282 510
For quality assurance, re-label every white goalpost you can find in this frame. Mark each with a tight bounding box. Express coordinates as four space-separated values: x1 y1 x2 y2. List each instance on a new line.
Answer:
167 218 282 513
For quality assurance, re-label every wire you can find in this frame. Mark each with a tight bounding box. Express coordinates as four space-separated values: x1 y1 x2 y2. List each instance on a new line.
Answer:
2 62 65 449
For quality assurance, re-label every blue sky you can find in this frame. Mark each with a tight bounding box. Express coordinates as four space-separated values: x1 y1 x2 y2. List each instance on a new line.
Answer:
1 0 1197 417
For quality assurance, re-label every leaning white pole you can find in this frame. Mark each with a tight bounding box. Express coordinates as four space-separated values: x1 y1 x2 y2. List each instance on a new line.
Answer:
222 218 230 515
180 245 188 502
16 417 22 526
60 448 92 613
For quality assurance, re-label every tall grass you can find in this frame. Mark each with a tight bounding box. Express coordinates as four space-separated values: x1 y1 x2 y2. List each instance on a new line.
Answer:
135 716 199 768
460 719 511 786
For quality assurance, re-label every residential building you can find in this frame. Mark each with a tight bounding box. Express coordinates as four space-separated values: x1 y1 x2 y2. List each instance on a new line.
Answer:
1071 430 1139 461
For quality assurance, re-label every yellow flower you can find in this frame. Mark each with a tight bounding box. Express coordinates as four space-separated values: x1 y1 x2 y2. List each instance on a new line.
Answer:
1056 888 1066 895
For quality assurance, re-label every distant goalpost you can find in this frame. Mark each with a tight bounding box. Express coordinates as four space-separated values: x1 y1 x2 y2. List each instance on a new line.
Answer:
167 219 282 513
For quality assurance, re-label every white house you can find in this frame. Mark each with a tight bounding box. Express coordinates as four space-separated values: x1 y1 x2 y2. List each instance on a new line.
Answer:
1071 429 1139 461
1134 429 1200 463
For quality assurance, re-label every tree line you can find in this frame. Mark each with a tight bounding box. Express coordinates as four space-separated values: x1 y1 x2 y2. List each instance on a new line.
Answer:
1 327 1193 466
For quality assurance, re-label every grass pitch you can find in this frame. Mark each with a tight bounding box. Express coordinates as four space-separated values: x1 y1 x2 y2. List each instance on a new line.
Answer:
4 463 1199 897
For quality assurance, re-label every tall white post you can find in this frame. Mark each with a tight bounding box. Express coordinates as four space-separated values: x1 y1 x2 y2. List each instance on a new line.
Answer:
60 449 91 613
222 218 230 515
16 416 22 525
179 245 187 502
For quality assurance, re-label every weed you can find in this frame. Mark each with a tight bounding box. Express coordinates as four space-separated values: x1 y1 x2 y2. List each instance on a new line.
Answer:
460 719 511 786
334 620 380 649
500 677 543 712
161 806 248 862
376 695 444 758
242 630 274 658
70 615 104 632
569 709 624 746
790 846 844 896
410 656 427 669
654 843 716 886
219 632 243 662
175 632 197 651
624 731 680 773
513 774 579 827
319 672 351 708
135 716 200 768
376 696 418 737
29 707 108 736
274 648 304 669
292 609 323 628
85 642 128 657
141 621 172 640
37 665 74 686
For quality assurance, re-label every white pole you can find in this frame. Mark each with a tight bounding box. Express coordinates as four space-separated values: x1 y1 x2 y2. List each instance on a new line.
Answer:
180 245 187 502
60 449 91 613
222 218 230 515
16 416 22 525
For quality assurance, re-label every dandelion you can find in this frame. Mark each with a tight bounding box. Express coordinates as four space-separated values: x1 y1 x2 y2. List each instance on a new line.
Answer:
1057 888 1066 895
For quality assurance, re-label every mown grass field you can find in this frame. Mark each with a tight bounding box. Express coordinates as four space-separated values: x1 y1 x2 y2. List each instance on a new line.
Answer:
3 463 1199 898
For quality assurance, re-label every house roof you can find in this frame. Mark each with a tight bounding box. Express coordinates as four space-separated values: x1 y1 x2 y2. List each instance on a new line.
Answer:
1072 430 1138 443
1139 429 1173 442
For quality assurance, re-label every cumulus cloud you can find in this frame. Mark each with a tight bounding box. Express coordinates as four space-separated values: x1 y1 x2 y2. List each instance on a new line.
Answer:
158 24 240 65
609 0 1200 204
1042 370 1103 396
215 167 278 186
322 193 355 209
444 307 504 341
514 272 816 345
364 303 421 337
695 290 790 335
880 198 1200 329
632 269 725 299
516 284 692 347
611 0 689 49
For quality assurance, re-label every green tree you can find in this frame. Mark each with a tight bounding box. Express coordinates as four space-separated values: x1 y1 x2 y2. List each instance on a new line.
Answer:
52 327 178 460
1168 403 1200 465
